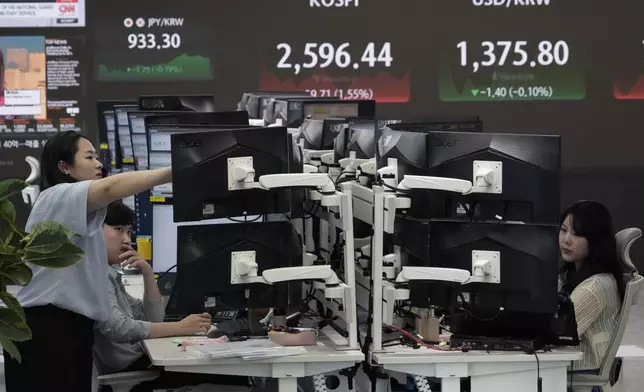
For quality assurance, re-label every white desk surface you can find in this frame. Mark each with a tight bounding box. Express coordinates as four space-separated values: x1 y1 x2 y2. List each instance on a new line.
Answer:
373 346 583 365
144 337 364 367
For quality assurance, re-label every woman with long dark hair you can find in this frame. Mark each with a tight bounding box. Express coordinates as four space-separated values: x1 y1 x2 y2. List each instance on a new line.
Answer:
3 131 172 391
558 200 625 371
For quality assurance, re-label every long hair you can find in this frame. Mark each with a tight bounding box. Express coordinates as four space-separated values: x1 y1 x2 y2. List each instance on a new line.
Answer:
560 200 625 302
39 131 84 190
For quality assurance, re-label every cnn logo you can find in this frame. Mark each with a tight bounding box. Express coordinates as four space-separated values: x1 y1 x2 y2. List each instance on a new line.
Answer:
59 5 76 13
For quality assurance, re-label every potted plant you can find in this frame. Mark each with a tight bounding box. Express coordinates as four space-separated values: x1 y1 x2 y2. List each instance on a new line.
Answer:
0 179 84 362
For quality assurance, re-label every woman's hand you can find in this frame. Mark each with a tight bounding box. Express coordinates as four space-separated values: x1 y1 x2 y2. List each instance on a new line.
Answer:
119 245 153 277
178 313 212 335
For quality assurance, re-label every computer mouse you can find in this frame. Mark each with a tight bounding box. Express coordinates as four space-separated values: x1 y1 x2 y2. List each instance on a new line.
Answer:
207 328 225 339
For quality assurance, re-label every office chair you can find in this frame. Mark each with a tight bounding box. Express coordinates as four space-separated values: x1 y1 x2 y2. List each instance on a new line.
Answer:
572 228 643 392
96 369 161 392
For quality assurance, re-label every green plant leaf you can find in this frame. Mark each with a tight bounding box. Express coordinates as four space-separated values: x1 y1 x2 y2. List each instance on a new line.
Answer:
0 292 25 322
0 335 21 363
24 241 84 269
0 200 16 225
23 221 75 254
0 262 32 286
0 308 31 342
0 180 27 203
0 244 17 256
0 254 21 263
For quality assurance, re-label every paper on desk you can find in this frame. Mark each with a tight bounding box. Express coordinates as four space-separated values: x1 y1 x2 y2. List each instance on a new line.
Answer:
241 347 306 360
187 339 305 361
173 336 229 351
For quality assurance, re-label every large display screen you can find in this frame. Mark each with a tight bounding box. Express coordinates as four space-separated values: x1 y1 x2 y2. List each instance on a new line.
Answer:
256 1 411 103
94 0 215 82
435 1 586 102
612 1 644 100
0 35 83 134
86 0 644 170
0 0 85 28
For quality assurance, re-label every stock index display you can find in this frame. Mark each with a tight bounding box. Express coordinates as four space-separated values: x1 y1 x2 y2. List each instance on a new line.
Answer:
89 0 643 106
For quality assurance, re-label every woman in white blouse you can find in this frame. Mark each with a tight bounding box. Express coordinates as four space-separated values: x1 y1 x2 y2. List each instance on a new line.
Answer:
558 200 625 371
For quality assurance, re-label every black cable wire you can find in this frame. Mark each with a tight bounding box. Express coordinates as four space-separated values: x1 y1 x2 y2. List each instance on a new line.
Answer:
458 291 504 322
534 352 542 392
334 171 356 186
155 264 177 280
459 202 472 222
380 181 410 194
303 201 321 219
227 214 263 223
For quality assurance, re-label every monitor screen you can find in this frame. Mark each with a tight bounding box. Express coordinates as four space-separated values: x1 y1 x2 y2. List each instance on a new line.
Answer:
113 104 137 164
426 131 561 224
151 204 236 273
103 110 117 166
137 95 215 112
127 111 150 170
171 221 301 313
147 124 256 200
171 127 293 222
303 102 360 120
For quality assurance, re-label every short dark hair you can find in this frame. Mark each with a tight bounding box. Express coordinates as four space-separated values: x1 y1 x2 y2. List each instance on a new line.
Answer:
560 200 625 302
104 201 135 227
40 131 85 190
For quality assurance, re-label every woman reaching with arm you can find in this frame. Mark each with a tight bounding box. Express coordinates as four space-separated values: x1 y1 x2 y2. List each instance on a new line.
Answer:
3 131 173 392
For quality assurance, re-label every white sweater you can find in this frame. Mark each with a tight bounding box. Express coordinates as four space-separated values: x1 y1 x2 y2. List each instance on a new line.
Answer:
570 273 621 370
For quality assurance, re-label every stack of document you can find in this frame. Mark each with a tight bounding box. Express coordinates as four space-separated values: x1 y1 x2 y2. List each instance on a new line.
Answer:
186 339 306 360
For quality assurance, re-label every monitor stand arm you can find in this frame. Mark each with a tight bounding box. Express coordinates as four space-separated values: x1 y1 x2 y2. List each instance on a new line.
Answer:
258 173 336 194
232 260 345 300
393 266 472 300
392 263 499 301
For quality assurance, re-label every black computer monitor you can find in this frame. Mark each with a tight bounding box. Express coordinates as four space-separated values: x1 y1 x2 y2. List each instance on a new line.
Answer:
144 111 248 128
113 104 138 165
137 95 215 112
147 124 257 200
298 118 347 151
171 127 296 222
377 117 483 176
289 99 376 128
130 111 249 171
403 219 559 341
376 118 484 217
128 110 186 171
168 221 302 315
334 118 418 163
240 92 313 119
347 122 377 159
333 120 379 162
426 131 561 224
96 100 136 171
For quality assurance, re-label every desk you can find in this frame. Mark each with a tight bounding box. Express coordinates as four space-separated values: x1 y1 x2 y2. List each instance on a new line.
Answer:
373 346 582 392
143 337 364 392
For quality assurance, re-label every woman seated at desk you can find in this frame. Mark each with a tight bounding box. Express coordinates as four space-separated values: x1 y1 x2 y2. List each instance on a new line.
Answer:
558 200 625 372
95 201 247 392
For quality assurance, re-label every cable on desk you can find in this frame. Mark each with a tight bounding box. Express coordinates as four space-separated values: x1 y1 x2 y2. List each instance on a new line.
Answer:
383 324 454 351
458 291 504 322
155 264 177 280
534 351 542 392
